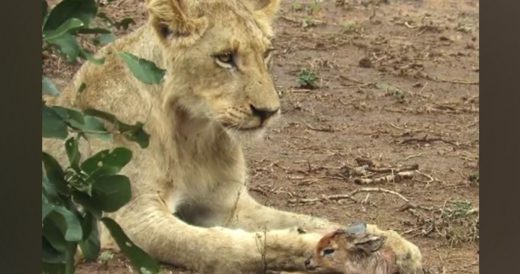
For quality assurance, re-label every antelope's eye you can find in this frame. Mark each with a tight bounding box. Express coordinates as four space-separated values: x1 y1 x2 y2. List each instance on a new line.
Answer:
214 52 234 66
322 248 335 256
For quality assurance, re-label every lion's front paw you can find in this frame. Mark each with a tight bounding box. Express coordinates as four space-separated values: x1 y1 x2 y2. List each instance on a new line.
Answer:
367 226 423 274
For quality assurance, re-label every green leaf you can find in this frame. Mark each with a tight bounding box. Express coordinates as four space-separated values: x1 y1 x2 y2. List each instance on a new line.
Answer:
44 0 97 31
84 108 150 148
50 106 112 140
79 211 95 239
43 218 67 252
121 122 150 148
51 106 85 129
43 193 56 221
101 217 160 273
43 18 84 41
95 33 116 46
79 213 100 261
65 243 76 274
43 76 60 96
66 174 91 196
42 263 66 274
77 113 102 132
65 136 81 170
43 106 68 139
81 147 132 178
44 18 104 64
42 237 67 264
42 204 54 221
80 48 106 65
42 241 76 274
83 108 118 121
49 206 83 242
43 169 62 205
42 0 49 26
82 115 111 140
46 33 81 62
119 52 165 84
42 152 70 196
72 191 102 218
91 175 131 212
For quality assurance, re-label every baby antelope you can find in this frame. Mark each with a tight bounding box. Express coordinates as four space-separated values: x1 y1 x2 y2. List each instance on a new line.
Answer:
305 227 399 274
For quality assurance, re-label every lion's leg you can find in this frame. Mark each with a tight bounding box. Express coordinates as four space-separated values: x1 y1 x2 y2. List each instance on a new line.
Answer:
227 191 423 274
110 194 326 273
226 192 336 231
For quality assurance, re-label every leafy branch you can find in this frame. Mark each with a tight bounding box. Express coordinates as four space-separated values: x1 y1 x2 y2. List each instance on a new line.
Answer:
42 0 167 273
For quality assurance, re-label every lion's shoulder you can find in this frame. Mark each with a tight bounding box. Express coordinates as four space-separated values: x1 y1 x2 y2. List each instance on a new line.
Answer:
65 27 159 125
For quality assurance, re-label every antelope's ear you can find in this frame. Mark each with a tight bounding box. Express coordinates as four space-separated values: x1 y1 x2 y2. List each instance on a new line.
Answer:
345 222 368 235
350 235 386 255
146 0 207 42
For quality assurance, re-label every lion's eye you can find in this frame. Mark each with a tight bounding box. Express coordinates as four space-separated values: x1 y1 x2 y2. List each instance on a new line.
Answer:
217 53 233 63
214 52 235 68
322 248 335 256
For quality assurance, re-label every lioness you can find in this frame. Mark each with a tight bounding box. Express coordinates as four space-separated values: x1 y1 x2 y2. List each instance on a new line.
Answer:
43 0 423 273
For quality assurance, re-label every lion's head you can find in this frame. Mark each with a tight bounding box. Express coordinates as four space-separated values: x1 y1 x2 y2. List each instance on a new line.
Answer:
146 0 282 137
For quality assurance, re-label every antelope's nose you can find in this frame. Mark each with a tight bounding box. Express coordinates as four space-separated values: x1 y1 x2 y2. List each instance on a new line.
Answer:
304 258 316 270
250 104 279 123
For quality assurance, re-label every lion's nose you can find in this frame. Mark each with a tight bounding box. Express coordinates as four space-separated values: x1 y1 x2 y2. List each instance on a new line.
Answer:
250 104 279 123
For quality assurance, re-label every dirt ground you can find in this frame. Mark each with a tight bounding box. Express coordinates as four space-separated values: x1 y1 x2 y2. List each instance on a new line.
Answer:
44 0 479 273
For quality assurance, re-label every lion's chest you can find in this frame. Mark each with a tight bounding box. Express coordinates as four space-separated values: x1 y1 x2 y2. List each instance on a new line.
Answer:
165 157 247 227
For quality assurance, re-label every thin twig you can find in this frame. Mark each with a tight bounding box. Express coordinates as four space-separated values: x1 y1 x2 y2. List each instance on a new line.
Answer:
339 74 366 85
420 72 479 85
404 21 417 29
249 186 269 196
415 170 443 185
367 164 419 173
400 135 459 147
354 171 415 185
404 153 424 161
280 15 301 24
289 187 411 204
302 121 336 132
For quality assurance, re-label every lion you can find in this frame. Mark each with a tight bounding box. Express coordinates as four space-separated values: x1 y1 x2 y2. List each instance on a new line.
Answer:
43 0 423 273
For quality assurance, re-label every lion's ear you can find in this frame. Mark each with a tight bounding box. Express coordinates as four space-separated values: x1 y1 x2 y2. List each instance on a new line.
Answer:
240 0 281 37
146 0 207 42
243 0 282 21
256 0 282 20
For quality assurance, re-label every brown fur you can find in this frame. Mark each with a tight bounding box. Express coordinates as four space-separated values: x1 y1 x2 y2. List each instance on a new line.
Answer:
42 0 422 273
306 229 400 274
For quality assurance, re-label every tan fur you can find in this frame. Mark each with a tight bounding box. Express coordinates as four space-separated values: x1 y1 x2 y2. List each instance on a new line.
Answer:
43 0 422 273
306 230 399 274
